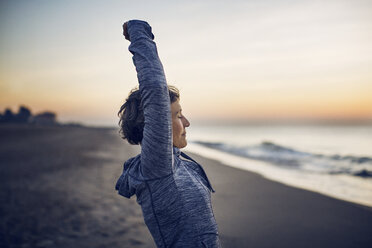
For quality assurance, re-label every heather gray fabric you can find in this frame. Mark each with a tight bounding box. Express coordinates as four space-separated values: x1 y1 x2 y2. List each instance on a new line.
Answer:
115 20 220 247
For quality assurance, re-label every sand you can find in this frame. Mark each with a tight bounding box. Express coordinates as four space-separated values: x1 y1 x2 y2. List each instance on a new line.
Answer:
1 125 371 248
191 153 372 248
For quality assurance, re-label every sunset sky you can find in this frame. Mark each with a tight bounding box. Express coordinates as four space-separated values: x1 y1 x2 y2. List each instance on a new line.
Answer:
1 0 371 126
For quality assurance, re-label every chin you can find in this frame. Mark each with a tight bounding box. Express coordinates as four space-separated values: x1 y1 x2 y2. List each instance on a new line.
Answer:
175 140 187 149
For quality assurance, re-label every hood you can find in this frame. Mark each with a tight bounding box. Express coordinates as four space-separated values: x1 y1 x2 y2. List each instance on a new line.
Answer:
115 154 142 198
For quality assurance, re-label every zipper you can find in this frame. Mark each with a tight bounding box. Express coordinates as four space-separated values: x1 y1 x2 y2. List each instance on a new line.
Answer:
180 152 215 193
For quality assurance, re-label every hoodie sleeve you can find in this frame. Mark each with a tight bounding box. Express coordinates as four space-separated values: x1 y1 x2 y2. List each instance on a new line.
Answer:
126 20 173 179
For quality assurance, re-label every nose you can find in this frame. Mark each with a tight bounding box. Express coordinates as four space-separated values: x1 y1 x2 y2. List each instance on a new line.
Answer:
183 116 190 127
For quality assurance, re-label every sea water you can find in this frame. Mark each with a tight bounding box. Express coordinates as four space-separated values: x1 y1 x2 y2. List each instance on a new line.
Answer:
184 124 372 207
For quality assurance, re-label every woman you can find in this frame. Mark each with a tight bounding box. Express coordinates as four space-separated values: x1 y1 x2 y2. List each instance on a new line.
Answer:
115 20 220 248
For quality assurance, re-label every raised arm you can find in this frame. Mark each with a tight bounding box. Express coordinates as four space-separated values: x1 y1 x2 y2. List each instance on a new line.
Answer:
125 20 173 179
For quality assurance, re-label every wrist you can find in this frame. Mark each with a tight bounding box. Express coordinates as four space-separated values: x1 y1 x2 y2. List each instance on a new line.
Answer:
127 20 154 41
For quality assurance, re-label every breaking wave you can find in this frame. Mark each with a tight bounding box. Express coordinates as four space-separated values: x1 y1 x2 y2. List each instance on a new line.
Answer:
193 140 372 178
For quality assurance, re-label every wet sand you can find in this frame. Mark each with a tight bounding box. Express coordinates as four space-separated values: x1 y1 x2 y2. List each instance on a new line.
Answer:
1 126 371 248
190 153 372 248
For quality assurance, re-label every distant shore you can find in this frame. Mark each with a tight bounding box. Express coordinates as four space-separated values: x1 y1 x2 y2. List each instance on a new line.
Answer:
1 125 371 248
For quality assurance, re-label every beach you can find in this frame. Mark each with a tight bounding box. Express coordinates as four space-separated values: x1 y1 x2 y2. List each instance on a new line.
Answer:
1 125 372 248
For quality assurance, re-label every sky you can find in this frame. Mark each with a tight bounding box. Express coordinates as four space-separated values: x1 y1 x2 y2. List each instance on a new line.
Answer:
0 0 371 126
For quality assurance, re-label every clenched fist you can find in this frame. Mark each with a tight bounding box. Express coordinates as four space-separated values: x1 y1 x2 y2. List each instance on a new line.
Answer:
123 22 130 40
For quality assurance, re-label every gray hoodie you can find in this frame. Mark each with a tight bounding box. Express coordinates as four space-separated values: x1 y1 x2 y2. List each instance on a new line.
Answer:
115 20 220 248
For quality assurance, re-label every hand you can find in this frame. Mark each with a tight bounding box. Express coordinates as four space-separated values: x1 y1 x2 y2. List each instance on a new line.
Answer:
123 22 130 40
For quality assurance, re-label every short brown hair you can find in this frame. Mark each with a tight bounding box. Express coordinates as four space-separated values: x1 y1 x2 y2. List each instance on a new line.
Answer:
118 85 180 145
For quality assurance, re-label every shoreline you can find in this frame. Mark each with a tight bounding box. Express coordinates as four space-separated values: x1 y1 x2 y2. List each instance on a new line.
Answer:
187 151 372 211
185 142 372 208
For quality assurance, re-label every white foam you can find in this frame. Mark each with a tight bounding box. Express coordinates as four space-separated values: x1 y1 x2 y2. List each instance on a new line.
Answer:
185 143 372 207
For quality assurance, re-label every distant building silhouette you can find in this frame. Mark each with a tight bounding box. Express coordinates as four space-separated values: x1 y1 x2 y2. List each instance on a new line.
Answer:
1 108 15 123
15 106 32 123
31 112 57 126
0 106 58 125
0 106 32 123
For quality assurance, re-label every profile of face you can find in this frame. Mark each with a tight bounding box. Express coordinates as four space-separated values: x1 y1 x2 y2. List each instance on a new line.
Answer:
171 99 190 148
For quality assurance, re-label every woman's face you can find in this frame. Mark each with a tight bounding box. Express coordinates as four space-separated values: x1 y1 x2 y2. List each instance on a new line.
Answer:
171 99 190 148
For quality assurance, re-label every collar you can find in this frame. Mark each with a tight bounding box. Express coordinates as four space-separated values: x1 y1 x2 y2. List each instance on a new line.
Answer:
173 146 181 157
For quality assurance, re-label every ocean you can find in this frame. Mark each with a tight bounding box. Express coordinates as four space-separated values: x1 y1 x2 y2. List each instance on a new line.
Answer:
184 124 372 207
